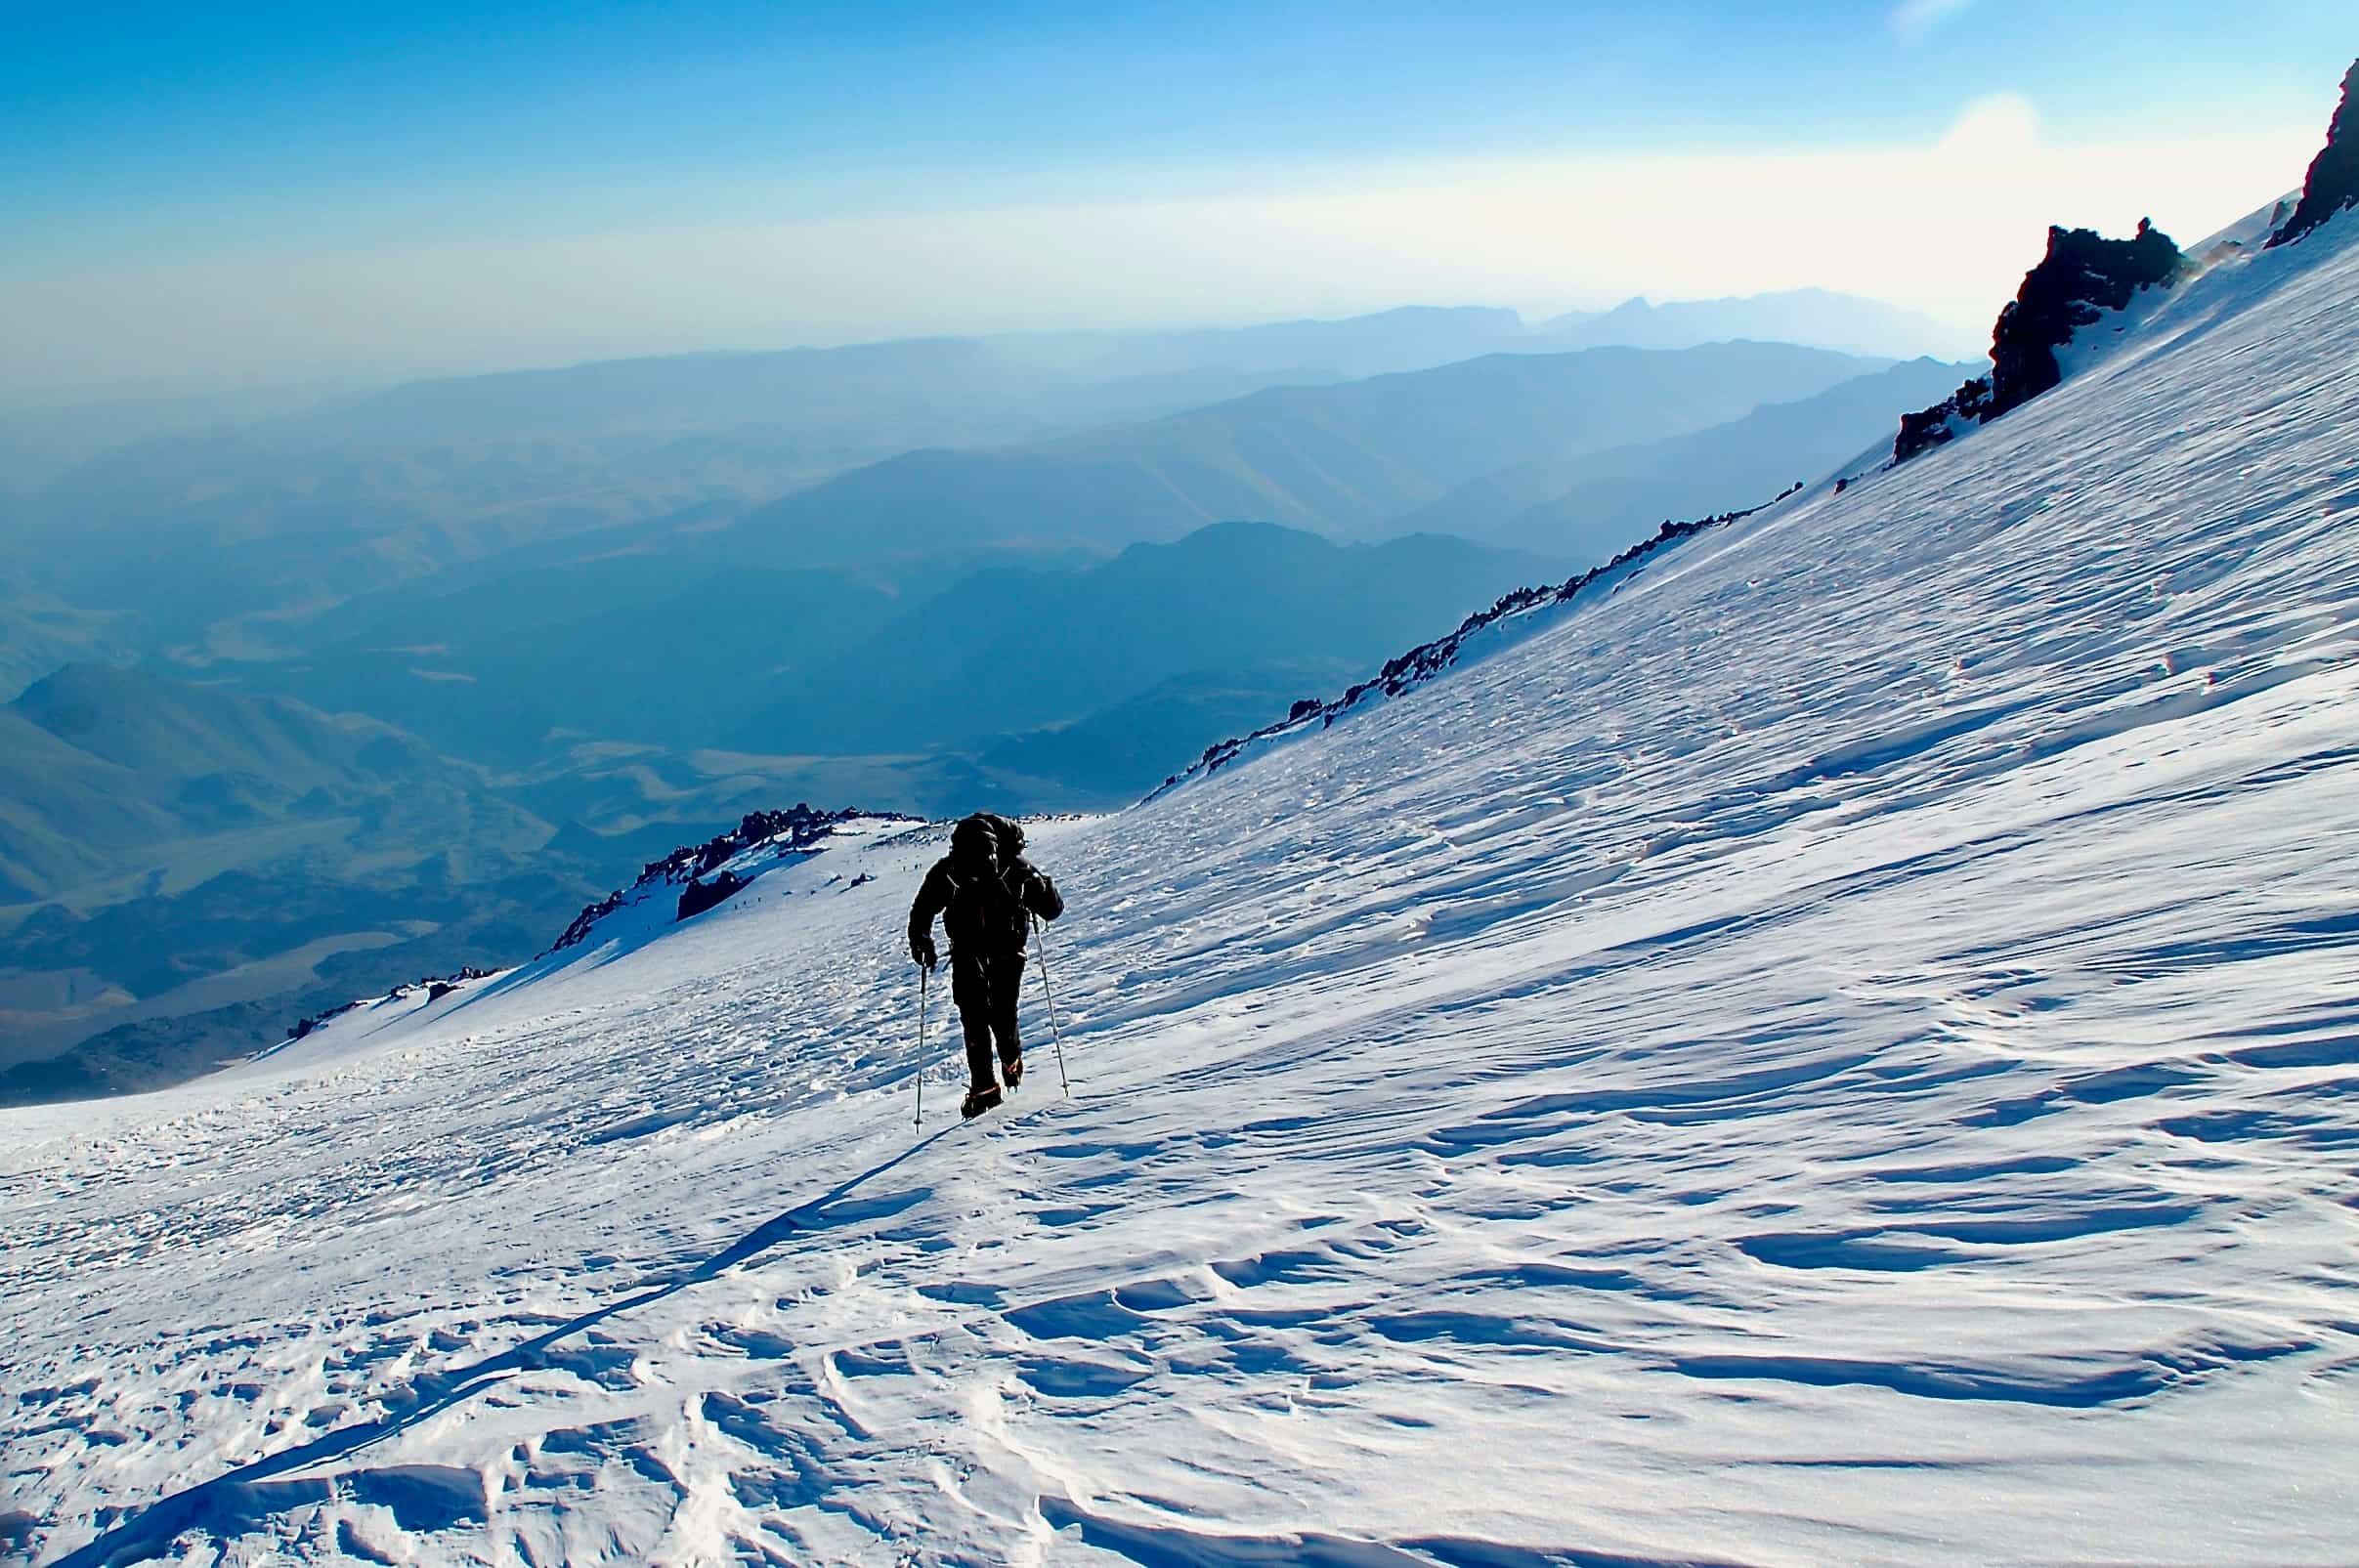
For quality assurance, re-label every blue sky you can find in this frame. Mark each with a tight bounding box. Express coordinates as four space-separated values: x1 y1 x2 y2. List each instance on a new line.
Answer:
2 2 2349 391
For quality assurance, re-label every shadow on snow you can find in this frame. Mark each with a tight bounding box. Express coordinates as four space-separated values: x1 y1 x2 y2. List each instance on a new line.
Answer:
46 1129 953 1568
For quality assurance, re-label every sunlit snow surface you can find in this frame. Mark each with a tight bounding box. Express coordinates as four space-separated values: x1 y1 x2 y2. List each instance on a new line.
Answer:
7 227 2359 1567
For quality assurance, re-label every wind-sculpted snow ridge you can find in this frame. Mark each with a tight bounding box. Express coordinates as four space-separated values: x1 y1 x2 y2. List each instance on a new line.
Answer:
1147 483 1806 801
261 810 919 1062
281 968 494 1048
546 804 920 955
4 221 2359 1566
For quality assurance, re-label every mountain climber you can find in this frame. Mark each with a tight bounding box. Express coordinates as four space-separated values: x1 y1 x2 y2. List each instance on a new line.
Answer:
909 812 1064 1118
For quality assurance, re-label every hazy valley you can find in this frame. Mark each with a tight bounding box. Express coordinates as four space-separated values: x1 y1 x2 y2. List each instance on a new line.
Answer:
0 290 1979 1103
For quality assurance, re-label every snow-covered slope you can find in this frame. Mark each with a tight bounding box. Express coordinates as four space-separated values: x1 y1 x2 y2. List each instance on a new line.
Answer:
1146 487 1800 800
6 219 2359 1565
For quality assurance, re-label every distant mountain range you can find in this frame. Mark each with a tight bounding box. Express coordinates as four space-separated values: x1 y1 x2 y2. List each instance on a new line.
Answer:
1398 357 1974 554
994 288 1967 379
242 517 1565 772
0 287 1988 1106
0 664 606 1096
729 340 1889 565
735 521 1570 757
994 305 1529 381
0 663 527 906
1529 287 1970 360
0 291 1960 666
286 336 1343 454
0 520 1568 1099
1 286 1962 492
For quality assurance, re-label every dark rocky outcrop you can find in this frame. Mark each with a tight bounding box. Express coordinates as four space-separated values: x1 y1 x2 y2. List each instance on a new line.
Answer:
550 804 917 954
1895 220 2182 463
2269 59 2359 249
290 999 363 1040
1893 377 1993 463
286 965 490 1039
676 870 749 922
1892 54 2359 467
651 806 871 886
548 889 626 954
1988 221 2183 416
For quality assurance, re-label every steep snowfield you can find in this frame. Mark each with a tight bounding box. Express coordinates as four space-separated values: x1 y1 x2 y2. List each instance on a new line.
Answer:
6 222 2359 1567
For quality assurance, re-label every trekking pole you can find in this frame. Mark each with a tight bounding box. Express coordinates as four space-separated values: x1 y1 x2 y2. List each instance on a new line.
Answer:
1031 915 1070 1095
915 963 929 1128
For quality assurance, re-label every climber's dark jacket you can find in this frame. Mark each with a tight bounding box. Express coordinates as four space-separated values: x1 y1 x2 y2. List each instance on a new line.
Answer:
907 844 1063 959
909 814 1064 1092
909 813 1063 965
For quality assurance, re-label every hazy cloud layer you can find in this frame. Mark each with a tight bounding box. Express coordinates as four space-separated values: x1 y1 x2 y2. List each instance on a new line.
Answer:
1 95 2319 396
1892 0 1976 42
